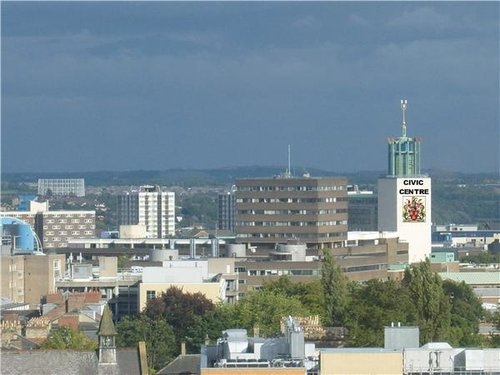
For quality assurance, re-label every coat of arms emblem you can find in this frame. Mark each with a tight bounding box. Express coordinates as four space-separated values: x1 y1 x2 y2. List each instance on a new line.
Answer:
402 196 426 222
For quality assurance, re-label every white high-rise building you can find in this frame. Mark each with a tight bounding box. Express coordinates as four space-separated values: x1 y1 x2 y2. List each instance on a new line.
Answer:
119 185 175 238
377 100 432 263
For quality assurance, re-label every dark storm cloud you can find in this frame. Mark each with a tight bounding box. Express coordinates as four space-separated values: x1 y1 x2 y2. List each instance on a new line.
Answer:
1 2 498 173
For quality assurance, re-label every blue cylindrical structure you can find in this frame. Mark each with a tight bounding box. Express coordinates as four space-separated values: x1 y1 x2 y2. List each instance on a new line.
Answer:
1 217 35 251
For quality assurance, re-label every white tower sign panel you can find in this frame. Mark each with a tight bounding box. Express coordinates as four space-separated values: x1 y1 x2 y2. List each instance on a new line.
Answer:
378 177 432 263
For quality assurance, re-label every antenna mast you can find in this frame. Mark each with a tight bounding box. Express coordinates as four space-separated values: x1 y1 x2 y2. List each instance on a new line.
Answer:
401 99 408 137
287 144 291 178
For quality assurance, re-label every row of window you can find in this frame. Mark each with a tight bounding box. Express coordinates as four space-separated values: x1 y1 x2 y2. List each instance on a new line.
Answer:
236 197 348 203
45 224 92 230
138 215 175 219
238 209 347 215
238 265 385 276
247 269 319 276
237 185 344 192
46 225 93 230
44 242 69 248
47 214 89 218
237 220 347 227
238 232 345 239
45 218 91 224
342 264 387 273
45 230 94 236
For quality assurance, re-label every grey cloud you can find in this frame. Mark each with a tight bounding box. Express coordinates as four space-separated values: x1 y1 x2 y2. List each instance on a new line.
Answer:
349 14 369 27
387 7 452 30
292 15 318 28
2 2 498 173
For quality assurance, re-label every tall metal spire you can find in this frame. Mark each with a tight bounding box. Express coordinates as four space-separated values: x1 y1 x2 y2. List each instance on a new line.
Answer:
387 99 421 177
401 99 408 138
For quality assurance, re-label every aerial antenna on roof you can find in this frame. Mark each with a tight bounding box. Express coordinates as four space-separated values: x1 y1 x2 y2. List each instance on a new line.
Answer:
287 144 291 178
401 99 408 138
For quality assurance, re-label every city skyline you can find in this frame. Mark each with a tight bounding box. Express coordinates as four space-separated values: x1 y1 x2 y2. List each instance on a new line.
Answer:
2 2 498 174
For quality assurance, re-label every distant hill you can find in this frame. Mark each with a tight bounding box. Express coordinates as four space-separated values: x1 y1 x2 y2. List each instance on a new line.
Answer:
2 166 380 186
1 167 498 187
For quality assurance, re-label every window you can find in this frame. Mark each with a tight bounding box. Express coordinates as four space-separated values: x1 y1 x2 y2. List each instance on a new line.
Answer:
146 290 156 300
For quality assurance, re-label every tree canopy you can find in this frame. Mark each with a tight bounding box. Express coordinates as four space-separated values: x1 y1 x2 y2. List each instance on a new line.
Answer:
42 327 97 350
321 249 349 327
346 279 416 346
143 286 216 352
403 259 452 343
116 314 176 371
228 289 312 337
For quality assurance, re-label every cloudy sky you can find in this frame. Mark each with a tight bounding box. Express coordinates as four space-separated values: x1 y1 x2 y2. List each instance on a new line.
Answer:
1 2 498 174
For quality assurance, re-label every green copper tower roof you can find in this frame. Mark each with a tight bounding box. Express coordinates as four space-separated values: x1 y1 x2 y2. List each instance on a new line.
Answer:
98 305 117 336
387 99 421 177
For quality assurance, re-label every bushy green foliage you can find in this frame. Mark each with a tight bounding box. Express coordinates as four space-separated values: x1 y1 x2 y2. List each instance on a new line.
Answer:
460 251 500 264
262 276 326 319
321 250 349 327
42 327 97 350
403 260 452 343
116 314 176 371
142 287 218 354
442 280 484 346
228 289 312 337
179 194 218 227
346 279 416 346
431 182 499 225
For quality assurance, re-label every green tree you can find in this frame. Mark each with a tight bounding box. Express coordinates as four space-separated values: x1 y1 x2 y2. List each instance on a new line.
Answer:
117 254 130 269
262 276 326 319
442 280 484 346
403 260 452 344
230 289 312 337
42 327 97 350
346 279 416 346
143 287 216 352
489 311 500 347
179 194 218 228
184 304 238 348
321 249 349 326
460 251 500 264
116 315 176 371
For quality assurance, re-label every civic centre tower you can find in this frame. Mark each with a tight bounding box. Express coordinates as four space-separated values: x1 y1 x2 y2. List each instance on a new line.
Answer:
377 100 432 263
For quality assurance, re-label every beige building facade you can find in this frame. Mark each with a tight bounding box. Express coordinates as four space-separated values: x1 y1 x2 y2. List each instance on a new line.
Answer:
1 253 66 306
235 177 348 249
320 350 403 375
1 255 26 303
